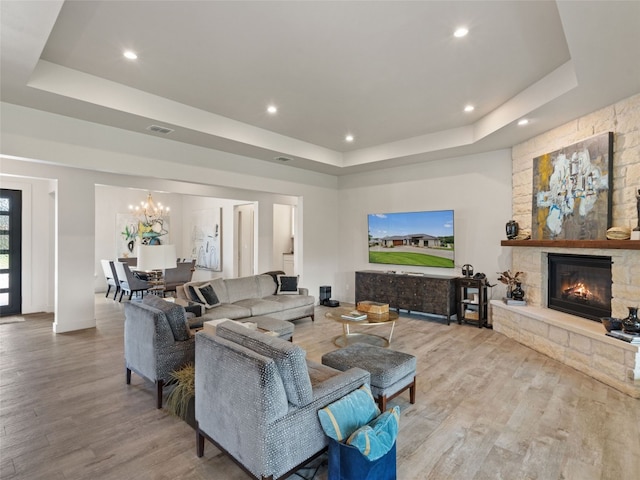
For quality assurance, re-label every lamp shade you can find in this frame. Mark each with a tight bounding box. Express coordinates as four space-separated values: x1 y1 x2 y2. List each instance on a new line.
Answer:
137 244 177 271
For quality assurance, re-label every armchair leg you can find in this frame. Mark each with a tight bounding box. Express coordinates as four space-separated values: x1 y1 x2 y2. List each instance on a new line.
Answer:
126 368 131 384
114 286 120 300
119 290 125 302
106 286 112 298
156 380 164 409
196 429 205 457
410 377 416 404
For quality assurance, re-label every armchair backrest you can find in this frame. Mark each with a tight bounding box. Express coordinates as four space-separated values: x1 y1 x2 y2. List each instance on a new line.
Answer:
124 300 195 387
101 260 118 287
216 321 313 406
196 332 289 428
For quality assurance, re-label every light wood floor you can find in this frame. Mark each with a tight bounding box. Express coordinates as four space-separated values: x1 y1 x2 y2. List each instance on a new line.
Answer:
1 296 639 480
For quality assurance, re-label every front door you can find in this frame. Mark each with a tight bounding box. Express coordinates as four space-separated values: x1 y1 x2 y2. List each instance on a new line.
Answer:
0 189 22 316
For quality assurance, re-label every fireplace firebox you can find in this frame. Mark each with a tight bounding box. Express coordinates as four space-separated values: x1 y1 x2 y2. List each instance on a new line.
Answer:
547 253 612 322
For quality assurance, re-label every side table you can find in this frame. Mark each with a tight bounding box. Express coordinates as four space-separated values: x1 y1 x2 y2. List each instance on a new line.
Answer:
456 277 488 327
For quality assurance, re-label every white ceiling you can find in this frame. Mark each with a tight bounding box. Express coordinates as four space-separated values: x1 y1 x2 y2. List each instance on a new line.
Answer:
1 1 639 176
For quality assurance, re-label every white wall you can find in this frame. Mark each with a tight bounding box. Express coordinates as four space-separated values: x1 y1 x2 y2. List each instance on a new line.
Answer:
335 150 513 303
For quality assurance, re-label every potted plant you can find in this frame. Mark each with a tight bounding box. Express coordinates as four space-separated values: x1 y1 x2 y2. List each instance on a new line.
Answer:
497 270 524 298
166 363 195 428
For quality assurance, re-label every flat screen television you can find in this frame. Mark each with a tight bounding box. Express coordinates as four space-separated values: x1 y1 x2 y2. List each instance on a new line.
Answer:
367 210 455 268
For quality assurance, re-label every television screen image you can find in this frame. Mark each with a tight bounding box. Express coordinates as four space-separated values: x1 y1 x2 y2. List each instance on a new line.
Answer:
368 210 455 268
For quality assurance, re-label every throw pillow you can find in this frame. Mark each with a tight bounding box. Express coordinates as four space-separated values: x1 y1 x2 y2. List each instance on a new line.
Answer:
317 385 380 442
186 284 202 304
194 283 221 308
276 274 299 295
346 406 400 461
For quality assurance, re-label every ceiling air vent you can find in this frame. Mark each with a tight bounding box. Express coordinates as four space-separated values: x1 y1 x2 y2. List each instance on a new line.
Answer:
147 125 174 135
275 156 292 162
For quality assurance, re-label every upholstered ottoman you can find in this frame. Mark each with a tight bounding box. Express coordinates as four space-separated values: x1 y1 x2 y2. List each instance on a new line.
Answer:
322 343 416 411
250 316 295 341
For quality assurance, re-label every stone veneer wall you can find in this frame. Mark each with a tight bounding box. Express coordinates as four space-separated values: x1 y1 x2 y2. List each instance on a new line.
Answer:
493 92 640 398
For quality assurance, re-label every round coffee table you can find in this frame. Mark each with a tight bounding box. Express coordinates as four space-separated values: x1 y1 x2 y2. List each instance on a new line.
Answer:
325 307 399 348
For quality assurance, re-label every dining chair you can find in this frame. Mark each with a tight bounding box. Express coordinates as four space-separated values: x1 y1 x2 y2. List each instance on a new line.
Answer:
114 261 151 301
101 260 120 300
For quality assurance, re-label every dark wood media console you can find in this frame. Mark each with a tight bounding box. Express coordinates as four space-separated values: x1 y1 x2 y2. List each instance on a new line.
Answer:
355 270 457 324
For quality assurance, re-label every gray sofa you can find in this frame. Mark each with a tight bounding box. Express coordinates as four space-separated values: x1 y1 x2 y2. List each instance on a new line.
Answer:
195 321 370 480
176 273 315 323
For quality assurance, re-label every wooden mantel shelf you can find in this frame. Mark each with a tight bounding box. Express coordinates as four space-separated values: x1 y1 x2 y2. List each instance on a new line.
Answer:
501 239 640 250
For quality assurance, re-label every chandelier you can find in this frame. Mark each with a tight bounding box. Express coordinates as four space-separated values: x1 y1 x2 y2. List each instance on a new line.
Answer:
129 192 169 222
128 192 170 245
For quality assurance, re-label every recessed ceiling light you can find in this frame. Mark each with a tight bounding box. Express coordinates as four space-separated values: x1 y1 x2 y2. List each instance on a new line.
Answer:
123 50 138 60
345 134 354 142
518 118 529 126
267 105 278 114
464 105 474 113
454 27 468 38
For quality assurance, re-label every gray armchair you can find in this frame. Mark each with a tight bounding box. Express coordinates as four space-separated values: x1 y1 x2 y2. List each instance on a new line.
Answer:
195 321 370 480
114 261 151 301
124 296 195 408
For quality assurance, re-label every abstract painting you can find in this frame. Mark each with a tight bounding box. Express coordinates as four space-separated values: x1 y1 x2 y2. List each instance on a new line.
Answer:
190 209 221 271
116 213 170 257
532 132 613 240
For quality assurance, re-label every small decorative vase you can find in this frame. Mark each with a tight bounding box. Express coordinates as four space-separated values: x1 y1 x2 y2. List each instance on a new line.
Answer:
506 284 513 299
622 306 640 334
511 282 525 301
506 220 519 240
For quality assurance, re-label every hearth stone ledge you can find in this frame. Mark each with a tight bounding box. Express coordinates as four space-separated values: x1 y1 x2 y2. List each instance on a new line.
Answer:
491 300 640 399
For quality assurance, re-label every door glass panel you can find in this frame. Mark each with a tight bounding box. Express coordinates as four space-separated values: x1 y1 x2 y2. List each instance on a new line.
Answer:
0 234 8 250
0 273 7 288
0 216 8 230
0 254 8 269
0 293 8 306
0 198 8 211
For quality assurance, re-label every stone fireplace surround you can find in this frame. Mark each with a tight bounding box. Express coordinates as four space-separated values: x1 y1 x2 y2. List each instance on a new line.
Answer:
492 93 640 398
492 244 640 398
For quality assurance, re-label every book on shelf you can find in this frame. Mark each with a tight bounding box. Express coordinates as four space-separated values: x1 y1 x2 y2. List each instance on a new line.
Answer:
503 298 527 306
341 311 368 321
606 330 640 344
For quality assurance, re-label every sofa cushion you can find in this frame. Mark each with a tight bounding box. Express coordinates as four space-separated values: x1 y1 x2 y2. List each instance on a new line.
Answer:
234 298 284 316
318 385 380 442
276 275 299 295
194 283 221 308
346 406 400 461
216 321 313 406
256 274 278 297
142 295 190 341
225 276 261 303
201 304 252 320
264 294 314 309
